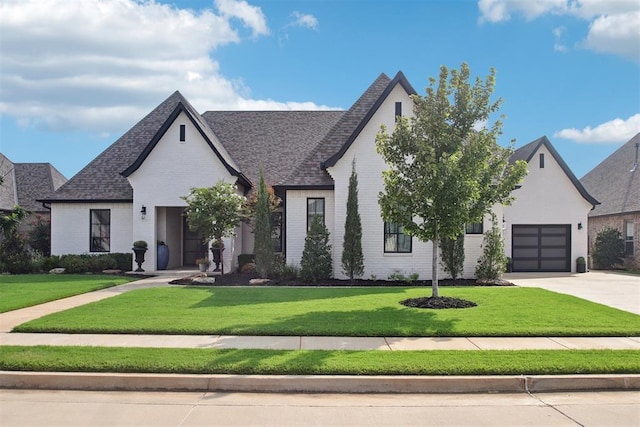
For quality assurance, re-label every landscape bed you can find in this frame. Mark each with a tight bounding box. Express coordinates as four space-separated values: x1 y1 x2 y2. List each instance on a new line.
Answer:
13 286 640 337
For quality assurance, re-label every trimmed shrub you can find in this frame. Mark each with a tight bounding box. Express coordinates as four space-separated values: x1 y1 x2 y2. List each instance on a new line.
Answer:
592 227 625 270
300 215 332 282
440 234 465 280
475 215 507 280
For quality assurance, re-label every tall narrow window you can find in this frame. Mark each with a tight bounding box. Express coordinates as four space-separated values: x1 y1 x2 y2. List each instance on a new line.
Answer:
272 211 283 252
90 209 110 252
625 221 634 256
384 221 412 253
395 102 402 121
539 153 545 168
179 124 186 142
307 198 325 231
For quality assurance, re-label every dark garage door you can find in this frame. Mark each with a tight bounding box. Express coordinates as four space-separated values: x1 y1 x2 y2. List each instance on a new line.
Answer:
512 225 571 272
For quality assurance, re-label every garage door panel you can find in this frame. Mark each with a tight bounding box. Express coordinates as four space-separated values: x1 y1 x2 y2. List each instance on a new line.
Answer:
512 225 570 272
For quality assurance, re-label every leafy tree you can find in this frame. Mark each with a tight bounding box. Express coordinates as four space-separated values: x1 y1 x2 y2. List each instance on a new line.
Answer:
300 215 332 282
475 214 507 280
342 159 364 280
592 227 625 270
439 233 464 280
254 171 275 278
0 206 31 273
376 63 527 297
27 214 51 256
181 181 246 249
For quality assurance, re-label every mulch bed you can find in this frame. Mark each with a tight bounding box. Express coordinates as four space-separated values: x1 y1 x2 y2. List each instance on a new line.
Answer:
169 271 513 288
400 296 478 309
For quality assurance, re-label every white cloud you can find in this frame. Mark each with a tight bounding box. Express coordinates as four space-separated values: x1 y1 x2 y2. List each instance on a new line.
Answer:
553 26 568 52
289 11 319 30
0 0 331 135
553 113 640 143
477 0 640 61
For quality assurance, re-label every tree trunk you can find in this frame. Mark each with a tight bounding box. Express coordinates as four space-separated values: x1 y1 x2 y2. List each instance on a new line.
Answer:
432 230 439 298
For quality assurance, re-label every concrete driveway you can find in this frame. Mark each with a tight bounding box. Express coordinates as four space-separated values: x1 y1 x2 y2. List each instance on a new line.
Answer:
504 271 640 315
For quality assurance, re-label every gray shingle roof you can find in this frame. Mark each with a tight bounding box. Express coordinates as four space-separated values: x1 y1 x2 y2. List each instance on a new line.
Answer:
14 163 66 211
0 153 67 212
580 132 640 216
510 136 599 207
202 111 343 187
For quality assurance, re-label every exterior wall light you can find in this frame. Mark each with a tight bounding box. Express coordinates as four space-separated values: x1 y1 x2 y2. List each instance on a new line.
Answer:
141 206 147 220
577 222 582 230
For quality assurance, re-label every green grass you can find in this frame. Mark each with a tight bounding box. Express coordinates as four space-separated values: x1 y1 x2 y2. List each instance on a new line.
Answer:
14 286 640 336
0 274 136 313
0 346 638 375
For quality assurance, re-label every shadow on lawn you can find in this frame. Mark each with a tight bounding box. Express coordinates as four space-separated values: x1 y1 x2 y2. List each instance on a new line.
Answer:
209 307 459 337
186 286 417 308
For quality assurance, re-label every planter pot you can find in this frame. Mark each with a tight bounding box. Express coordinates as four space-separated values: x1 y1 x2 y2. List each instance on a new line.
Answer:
157 244 169 270
132 247 147 272
198 263 209 272
577 263 586 273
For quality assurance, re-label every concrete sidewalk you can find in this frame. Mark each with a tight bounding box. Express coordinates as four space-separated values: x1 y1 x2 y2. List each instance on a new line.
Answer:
2 332 640 350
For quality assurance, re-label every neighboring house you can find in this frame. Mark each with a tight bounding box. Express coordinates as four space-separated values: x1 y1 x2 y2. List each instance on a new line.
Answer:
504 137 599 272
581 133 640 268
42 73 596 276
0 153 67 235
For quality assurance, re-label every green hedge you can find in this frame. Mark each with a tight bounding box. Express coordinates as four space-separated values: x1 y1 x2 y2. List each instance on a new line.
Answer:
42 253 132 273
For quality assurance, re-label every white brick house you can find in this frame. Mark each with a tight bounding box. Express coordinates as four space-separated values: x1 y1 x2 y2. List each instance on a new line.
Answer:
42 72 597 276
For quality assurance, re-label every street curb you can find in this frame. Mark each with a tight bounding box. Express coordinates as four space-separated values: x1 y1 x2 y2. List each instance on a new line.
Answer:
1 371 639 394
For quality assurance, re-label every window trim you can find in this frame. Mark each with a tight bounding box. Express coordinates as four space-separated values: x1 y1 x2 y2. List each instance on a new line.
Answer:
306 198 325 231
625 221 634 257
89 209 111 253
384 221 412 253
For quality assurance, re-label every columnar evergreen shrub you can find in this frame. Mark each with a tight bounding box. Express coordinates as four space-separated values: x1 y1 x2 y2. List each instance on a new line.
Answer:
0 206 31 274
592 227 625 270
475 215 507 280
440 233 465 280
341 159 364 280
254 172 274 278
300 215 332 282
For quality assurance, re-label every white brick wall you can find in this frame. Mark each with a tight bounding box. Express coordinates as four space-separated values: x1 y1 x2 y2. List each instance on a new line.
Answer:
51 202 133 255
285 190 335 268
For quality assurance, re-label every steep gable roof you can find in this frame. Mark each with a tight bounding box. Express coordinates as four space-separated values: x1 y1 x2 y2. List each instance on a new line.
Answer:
14 162 66 211
1 153 66 212
46 91 248 202
202 111 343 187
279 71 416 187
510 136 599 207
581 132 640 216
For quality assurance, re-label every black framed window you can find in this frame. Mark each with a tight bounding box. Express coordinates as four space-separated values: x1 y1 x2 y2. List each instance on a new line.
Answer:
395 101 402 121
179 124 186 142
90 209 110 252
384 221 411 253
539 153 545 168
465 222 483 234
307 198 325 231
272 211 283 252
625 221 634 256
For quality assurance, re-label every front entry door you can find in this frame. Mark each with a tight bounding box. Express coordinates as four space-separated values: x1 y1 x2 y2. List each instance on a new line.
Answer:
183 216 207 266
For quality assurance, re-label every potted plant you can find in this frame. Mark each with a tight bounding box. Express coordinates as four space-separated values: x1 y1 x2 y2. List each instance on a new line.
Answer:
181 182 246 275
157 240 169 270
195 257 211 272
132 240 148 272
576 256 586 273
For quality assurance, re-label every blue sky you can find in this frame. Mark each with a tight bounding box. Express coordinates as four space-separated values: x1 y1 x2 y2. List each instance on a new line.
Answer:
1 0 638 181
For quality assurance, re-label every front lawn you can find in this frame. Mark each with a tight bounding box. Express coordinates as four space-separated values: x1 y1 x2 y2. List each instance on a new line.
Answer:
14 286 640 336
0 274 136 313
1 346 638 375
